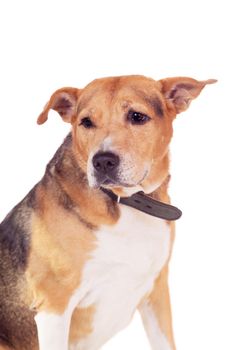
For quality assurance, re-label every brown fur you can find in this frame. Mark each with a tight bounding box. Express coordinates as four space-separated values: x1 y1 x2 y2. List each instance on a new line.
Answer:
69 306 96 344
0 75 216 349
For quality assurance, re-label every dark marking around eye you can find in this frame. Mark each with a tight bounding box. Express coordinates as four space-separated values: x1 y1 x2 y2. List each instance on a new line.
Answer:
130 88 164 118
127 110 151 125
145 97 164 118
79 117 95 129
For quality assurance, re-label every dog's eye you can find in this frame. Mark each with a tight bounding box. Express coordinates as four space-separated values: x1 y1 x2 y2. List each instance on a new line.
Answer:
127 111 151 125
79 117 95 129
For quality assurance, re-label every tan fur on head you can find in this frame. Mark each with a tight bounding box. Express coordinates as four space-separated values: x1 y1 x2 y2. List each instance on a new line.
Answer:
37 76 216 196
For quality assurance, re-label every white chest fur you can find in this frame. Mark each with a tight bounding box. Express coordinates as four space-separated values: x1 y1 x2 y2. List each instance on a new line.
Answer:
71 205 171 350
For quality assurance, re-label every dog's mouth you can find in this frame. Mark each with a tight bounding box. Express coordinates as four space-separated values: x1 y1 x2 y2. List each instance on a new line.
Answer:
94 170 149 190
92 175 131 189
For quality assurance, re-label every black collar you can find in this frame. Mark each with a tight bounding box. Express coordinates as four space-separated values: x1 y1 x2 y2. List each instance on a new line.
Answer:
101 187 182 221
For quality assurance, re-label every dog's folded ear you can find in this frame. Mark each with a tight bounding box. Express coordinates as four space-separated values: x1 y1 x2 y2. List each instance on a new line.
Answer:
37 87 80 124
159 77 217 114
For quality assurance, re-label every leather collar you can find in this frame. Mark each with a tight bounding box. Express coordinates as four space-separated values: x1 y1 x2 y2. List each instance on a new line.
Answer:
101 187 182 221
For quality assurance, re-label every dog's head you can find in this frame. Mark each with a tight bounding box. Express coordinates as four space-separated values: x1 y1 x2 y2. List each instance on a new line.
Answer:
38 75 216 196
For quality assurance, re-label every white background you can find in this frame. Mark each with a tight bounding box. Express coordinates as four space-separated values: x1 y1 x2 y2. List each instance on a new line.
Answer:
0 1 232 349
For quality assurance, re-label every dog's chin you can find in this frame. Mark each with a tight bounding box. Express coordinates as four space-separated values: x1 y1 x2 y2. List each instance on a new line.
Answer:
102 180 134 188
93 179 136 190
90 173 148 197
92 179 141 197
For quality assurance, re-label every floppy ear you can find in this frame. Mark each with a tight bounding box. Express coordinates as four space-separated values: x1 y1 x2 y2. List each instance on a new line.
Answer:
159 77 217 114
37 87 80 124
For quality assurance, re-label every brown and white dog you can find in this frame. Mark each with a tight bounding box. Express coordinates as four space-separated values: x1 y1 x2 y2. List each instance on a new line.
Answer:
0 75 216 350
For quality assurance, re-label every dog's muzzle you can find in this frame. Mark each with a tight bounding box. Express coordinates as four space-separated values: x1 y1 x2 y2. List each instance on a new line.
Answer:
92 151 120 186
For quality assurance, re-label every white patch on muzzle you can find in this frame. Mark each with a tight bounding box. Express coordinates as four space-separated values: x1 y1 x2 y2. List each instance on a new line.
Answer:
87 151 98 188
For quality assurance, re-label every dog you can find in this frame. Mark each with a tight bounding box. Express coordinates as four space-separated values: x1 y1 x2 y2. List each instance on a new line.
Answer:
0 75 216 350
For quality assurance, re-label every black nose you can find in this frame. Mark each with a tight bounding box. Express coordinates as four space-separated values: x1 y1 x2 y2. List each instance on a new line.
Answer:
92 152 120 175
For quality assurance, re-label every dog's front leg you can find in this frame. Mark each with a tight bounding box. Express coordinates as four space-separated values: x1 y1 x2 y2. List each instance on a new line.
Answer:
35 310 72 350
139 266 176 350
